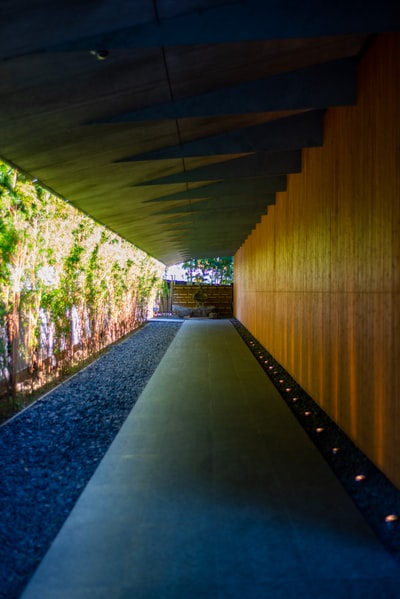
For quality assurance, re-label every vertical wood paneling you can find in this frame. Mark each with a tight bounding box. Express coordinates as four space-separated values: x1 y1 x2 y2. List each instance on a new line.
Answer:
391 294 400 477
234 33 400 488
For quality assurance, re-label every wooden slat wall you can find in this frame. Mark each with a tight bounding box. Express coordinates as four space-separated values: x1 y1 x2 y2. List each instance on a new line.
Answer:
172 284 233 317
234 33 400 488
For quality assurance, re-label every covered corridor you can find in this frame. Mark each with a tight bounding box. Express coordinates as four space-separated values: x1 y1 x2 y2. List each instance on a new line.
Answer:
2 3 400 597
21 320 400 598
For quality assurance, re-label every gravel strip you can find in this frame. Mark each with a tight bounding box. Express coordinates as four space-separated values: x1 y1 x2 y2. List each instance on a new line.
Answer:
0 320 183 599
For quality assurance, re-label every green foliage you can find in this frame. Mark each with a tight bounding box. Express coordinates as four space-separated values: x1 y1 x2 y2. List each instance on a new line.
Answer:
0 160 165 400
181 256 233 284
0 220 18 283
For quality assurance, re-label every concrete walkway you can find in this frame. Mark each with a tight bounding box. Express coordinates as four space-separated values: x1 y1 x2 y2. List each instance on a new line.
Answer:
21 320 400 598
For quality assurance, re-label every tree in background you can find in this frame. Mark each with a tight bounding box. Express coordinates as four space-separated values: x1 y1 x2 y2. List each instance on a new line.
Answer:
181 257 233 284
0 161 164 407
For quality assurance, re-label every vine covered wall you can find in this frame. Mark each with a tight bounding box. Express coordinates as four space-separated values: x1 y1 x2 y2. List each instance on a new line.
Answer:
234 34 400 488
0 162 165 405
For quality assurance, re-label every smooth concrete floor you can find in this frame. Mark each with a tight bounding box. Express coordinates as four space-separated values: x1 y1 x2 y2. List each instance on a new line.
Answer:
21 320 400 598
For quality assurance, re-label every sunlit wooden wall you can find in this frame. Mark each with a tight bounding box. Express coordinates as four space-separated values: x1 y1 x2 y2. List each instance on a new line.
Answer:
234 33 400 488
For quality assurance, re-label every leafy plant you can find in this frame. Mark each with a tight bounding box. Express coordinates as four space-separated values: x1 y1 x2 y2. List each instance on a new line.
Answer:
0 160 165 411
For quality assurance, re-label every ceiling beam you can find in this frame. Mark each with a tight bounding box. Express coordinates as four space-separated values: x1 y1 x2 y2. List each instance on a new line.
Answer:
142 151 301 184
90 58 356 124
142 178 285 203
19 0 399 55
153 195 276 213
117 110 324 161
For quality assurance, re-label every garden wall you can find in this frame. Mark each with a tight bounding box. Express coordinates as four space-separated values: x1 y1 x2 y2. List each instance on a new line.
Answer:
172 283 233 317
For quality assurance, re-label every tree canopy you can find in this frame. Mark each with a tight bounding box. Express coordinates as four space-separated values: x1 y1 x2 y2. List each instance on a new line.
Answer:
180 257 234 284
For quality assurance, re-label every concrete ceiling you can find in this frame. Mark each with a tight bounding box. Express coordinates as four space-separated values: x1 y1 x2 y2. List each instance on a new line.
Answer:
1 1 399 265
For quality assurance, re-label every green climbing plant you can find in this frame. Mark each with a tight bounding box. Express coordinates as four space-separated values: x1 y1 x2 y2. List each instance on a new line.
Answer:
0 160 165 413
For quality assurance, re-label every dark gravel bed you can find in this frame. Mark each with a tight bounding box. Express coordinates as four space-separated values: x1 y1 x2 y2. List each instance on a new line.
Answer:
232 318 400 563
0 320 182 599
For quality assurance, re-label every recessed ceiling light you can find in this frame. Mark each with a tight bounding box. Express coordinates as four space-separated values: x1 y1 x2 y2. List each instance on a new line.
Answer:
90 49 109 61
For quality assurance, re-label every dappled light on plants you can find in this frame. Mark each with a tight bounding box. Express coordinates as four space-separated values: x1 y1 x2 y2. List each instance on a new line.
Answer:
0 161 164 417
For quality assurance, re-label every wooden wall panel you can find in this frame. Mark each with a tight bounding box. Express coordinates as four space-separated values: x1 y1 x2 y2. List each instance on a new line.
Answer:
234 33 400 488
172 283 233 317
